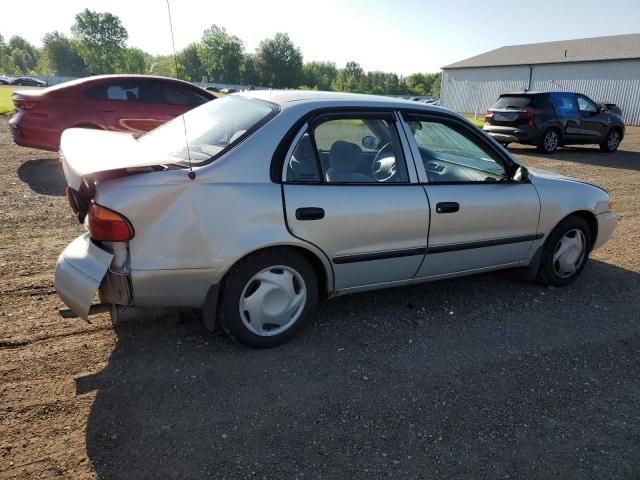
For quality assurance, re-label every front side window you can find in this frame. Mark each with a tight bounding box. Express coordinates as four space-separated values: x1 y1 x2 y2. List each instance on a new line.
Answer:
577 95 597 114
286 116 409 183
407 118 507 183
137 96 278 165
161 84 211 107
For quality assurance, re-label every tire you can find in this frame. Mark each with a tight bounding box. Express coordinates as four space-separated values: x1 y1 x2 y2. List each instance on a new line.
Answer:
218 248 318 348
600 129 621 152
536 216 592 287
536 128 560 154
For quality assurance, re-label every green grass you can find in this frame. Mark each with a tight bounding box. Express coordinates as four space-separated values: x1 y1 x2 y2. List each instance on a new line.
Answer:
0 85 44 116
0 85 15 116
463 114 485 128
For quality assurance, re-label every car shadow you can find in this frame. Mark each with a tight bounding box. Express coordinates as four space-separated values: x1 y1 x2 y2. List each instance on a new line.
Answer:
509 145 640 171
80 260 640 478
17 158 66 196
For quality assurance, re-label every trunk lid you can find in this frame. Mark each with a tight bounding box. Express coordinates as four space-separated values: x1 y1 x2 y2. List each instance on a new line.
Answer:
60 128 178 221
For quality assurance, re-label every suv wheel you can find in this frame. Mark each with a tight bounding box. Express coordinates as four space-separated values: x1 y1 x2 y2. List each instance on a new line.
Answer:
537 129 559 154
218 248 318 348
600 129 621 153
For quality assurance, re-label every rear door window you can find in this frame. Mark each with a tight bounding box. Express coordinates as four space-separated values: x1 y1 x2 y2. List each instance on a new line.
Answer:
550 93 579 116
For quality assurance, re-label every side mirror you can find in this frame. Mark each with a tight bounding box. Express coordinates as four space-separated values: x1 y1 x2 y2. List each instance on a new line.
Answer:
512 165 529 182
362 135 379 150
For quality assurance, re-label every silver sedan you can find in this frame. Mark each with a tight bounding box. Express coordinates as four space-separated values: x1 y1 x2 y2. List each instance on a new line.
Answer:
54 91 617 347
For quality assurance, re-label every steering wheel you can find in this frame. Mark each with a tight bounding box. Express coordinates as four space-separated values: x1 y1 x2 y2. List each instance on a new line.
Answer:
371 142 397 182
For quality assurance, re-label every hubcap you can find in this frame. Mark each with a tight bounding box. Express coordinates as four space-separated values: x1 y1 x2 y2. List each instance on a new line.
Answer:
552 228 586 279
544 131 558 151
239 266 307 336
608 131 620 150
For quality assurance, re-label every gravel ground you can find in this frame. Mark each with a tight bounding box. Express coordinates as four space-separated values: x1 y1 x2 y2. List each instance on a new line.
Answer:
1 117 639 479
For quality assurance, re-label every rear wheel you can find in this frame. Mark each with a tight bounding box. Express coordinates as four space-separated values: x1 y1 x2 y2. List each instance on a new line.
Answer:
537 216 591 287
536 128 560 154
219 248 318 348
600 129 621 152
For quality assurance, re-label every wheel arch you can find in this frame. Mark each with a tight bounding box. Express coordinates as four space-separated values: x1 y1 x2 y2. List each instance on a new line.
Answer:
561 210 598 250
202 243 332 332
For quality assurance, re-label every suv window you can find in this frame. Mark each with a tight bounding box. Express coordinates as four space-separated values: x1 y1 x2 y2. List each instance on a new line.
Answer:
550 92 579 117
407 119 507 183
286 116 409 184
577 95 598 114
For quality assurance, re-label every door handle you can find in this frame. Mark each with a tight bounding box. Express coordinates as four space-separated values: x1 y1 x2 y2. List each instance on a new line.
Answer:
295 207 325 221
100 107 115 112
436 202 459 214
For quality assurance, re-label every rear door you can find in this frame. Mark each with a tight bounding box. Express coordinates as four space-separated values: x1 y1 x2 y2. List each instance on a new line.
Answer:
282 111 429 290
400 113 541 278
549 92 581 143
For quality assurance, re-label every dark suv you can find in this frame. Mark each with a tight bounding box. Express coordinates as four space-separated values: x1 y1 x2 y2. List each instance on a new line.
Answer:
483 92 625 153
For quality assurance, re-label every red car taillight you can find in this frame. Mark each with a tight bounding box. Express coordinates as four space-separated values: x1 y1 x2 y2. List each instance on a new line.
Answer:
13 98 37 110
88 203 134 242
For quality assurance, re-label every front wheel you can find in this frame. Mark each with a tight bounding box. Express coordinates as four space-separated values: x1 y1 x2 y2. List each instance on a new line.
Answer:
537 216 592 287
218 248 318 348
536 129 560 154
600 129 621 152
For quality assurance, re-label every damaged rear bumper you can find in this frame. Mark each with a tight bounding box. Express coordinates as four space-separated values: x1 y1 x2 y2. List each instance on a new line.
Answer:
54 234 131 319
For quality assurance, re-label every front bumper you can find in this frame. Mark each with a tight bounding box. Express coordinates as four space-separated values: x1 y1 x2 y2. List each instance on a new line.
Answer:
54 234 114 319
593 211 617 250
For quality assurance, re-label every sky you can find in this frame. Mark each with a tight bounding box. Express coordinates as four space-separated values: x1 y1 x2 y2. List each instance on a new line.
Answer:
1 0 639 75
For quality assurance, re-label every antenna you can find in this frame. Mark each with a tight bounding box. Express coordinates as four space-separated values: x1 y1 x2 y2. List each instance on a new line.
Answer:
166 0 195 179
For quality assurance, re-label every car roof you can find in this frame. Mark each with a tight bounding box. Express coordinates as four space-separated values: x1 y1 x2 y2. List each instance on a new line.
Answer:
237 89 453 114
44 74 201 93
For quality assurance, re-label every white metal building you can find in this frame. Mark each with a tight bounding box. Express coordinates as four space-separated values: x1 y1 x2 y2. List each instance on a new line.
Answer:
441 34 640 125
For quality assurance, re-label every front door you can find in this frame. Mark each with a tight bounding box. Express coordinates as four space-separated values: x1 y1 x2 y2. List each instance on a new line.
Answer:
282 112 429 290
577 94 606 142
400 113 541 278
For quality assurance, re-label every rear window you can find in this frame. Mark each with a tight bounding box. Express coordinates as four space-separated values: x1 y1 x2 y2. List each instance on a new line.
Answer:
137 96 279 165
491 95 535 109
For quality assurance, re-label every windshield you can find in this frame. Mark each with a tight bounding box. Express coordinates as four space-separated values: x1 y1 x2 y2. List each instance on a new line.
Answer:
138 95 279 165
491 95 534 110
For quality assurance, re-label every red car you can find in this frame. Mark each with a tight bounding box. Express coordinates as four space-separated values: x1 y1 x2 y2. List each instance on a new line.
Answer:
9 74 215 151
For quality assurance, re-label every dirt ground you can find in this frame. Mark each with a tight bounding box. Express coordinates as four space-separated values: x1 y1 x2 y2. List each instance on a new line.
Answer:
0 117 639 479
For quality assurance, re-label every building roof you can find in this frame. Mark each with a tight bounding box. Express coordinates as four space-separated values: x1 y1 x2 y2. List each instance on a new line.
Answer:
444 33 640 69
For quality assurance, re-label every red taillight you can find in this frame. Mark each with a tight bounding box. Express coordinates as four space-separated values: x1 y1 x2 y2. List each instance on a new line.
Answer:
522 107 535 118
88 203 134 241
13 98 37 110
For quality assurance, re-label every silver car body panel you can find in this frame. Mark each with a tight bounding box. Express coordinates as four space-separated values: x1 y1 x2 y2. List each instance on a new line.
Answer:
54 90 617 319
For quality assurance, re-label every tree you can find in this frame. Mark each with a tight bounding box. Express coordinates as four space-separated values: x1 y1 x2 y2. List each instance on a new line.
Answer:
255 33 302 88
7 36 39 74
42 32 86 76
148 55 177 77
177 43 205 81
427 72 441 97
241 53 260 86
302 61 337 90
119 47 147 74
198 25 243 83
71 9 128 74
